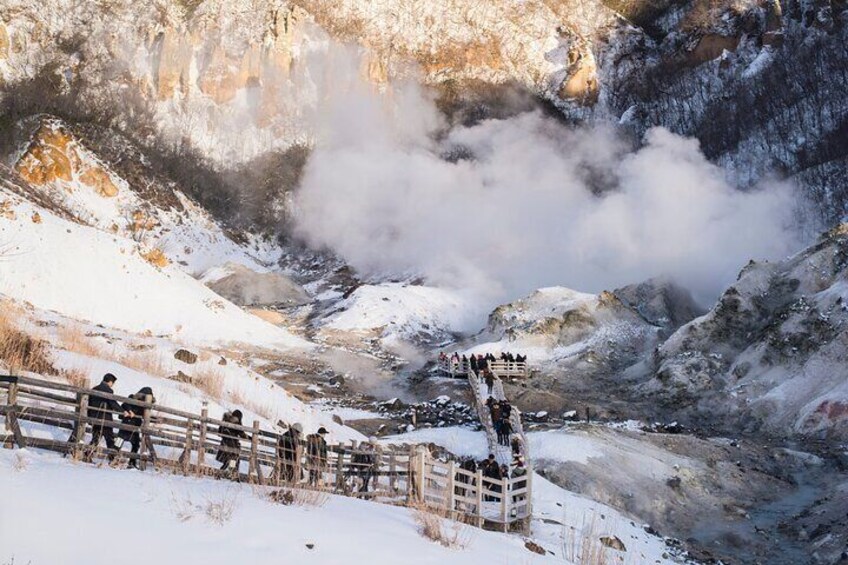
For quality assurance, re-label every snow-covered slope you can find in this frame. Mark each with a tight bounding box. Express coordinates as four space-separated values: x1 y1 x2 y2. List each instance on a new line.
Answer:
0 449 557 565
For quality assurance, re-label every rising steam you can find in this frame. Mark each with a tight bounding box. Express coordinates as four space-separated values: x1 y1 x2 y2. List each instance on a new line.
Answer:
292 61 808 319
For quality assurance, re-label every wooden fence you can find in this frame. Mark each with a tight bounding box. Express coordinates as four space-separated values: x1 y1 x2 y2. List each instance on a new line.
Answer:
0 375 531 530
439 359 529 379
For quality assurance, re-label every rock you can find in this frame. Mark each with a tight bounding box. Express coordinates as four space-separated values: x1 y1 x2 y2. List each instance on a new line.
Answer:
332 414 344 426
328 375 345 386
168 371 194 384
204 262 310 307
666 476 682 490
0 23 8 60
524 540 546 555
174 349 198 364
142 248 169 268
434 395 450 405
31 212 42 224
306 543 315 550
379 398 407 410
269 489 294 505
599 535 626 552
218 357 227 366
79 167 119 197
562 410 578 421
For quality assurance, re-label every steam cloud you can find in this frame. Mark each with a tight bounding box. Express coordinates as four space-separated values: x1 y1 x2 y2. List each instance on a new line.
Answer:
293 76 807 320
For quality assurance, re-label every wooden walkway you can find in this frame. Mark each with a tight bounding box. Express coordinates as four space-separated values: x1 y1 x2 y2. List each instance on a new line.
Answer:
440 359 529 379
0 374 531 529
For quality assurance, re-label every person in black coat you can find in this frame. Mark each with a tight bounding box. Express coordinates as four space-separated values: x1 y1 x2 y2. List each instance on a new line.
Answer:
306 427 329 486
277 422 303 483
216 410 247 474
469 354 478 373
118 387 155 469
87 374 131 460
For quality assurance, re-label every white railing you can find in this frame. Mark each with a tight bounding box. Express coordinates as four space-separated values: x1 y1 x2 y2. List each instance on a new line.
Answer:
438 359 528 378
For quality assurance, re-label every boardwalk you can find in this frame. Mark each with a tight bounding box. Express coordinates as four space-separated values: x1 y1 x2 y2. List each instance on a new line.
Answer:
0 374 531 530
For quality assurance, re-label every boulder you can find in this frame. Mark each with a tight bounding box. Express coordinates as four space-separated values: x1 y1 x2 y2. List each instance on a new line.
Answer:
174 349 198 364
599 536 626 552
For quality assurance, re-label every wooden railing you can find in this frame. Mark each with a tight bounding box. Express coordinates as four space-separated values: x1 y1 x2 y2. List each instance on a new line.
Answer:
0 375 530 528
439 359 528 378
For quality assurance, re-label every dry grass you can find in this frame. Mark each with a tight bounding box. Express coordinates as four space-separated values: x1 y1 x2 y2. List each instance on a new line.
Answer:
267 486 329 508
56 324 103 357
230 387 275 421
563 513 616 565
410 502 472 549
59 367 89 388
194 367 226 400
0 302 55 375
116 349 169 379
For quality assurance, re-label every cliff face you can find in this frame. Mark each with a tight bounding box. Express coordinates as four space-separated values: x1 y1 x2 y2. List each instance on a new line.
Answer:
1 0 846 218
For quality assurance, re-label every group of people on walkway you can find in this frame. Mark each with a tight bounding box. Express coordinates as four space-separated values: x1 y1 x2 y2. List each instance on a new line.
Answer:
79 374 382 492
457 453 527 501
439 351 528 374
485 396 516 446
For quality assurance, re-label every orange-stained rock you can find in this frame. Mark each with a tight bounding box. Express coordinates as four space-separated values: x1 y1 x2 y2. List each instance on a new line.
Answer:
155 30 192 100
0 200 16 220
79 167 119 197
31 212 42 224
558 48 599 106
0 23 9 60
142 248 169 268
15 125 78 186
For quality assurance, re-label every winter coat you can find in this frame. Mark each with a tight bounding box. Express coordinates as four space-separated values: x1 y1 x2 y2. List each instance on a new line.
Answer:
469 356 478 371
118 391 154 440
87 382 123 422
491 404 502 423
216 412 247 463
484 373 494 387
501 402 512 419
278 429 300 461
481 459 502 480
306 434 328 466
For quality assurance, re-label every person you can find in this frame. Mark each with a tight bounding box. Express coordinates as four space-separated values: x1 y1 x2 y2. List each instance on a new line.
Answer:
216 410 247 475
500 352 508 361
501 400 512 421
511 457 528 502
87 374 132 462
306 427 329 486
277 422 303 483
457 457 476 498
478 354 488 372
486 353 496 363
498 417 513 446
490 399 502 426
481 454 502 500
511 435 523 458
507 352 515 363
485 370 495 395
351 437 380 493
118 386 155 469
469 354 478 374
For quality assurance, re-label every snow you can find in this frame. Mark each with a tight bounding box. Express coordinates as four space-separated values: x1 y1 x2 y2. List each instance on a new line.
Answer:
324 283 475 339
0 449 562 565
0 191 309 349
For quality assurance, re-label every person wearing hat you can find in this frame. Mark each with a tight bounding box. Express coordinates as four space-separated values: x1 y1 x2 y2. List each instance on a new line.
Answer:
277 422 303 483
306 426 329 487
86 373 132 461
216 409 247 476
511 457 528 502
350 436 381 494
118 386 155 469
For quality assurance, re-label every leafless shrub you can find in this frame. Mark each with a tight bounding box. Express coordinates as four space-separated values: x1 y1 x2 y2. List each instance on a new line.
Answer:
410 502 472 549
170 488 239 525
11 452 29 472
563 512 616 565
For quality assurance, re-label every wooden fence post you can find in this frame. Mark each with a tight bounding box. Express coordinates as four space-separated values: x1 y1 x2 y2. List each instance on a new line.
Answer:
417 446 426 504
475 469 484 527
180 418 193 476
5 380 26 448
248 420 261 485
447 461 456 515
389 452 397 493
138 405 154 471
294 438 303 485
197 402 208 475
335 443 346 492
500 478 509 532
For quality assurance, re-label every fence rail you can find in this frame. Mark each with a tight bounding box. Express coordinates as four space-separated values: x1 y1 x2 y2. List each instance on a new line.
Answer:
438 359 528 378
0 375 530 529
